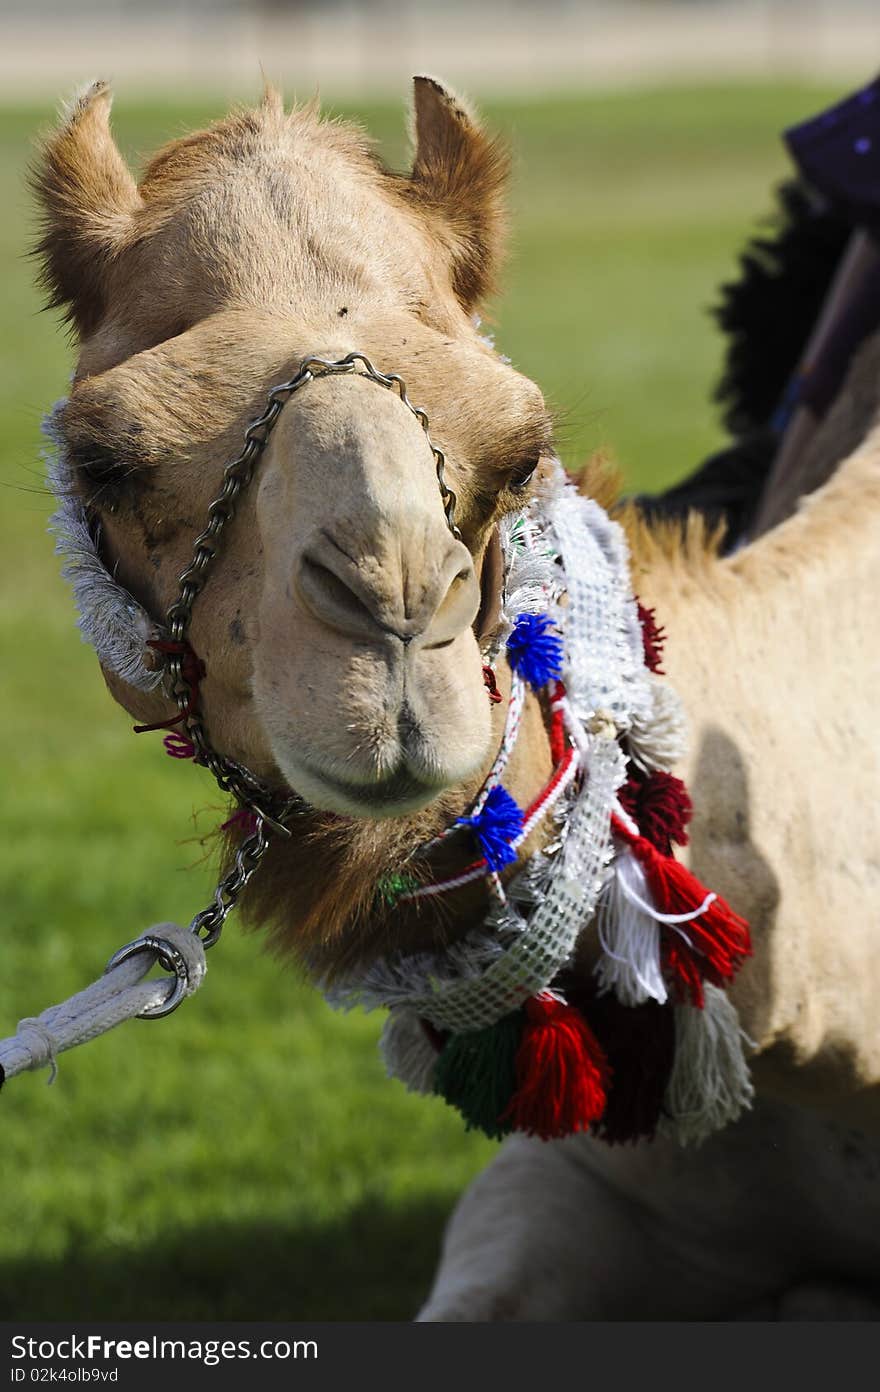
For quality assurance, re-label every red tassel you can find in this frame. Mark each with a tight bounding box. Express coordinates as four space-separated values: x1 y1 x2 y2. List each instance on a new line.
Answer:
134 640 206 734
636 601 666 674
612 815 752 1007
482 666 503 704
662 936 709 1009
618 769 692 855
501 995 610 1140
163 730 196 760
586 992 676 1146
220 807 259 837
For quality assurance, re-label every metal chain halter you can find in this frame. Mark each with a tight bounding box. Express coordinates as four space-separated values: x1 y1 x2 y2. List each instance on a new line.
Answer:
148 351 461 969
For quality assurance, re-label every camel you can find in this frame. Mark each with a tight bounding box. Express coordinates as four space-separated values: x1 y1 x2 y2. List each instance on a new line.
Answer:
32 79 880 1321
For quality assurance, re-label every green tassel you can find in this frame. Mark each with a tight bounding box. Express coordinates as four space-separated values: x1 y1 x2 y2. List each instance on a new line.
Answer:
375 871 419 908
433 1009 524 1139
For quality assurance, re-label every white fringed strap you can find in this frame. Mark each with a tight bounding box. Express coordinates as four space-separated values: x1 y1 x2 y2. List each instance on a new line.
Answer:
44 403 162 694
495 511 560 650
0 924 206 1083
544 479 652 732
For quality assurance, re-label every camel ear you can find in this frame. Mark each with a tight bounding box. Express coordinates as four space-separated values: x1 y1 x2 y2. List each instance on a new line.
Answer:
408 75 509 311
31 81 142 337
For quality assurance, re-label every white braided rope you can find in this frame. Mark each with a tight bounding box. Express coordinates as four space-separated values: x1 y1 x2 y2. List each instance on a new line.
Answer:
400 745 580 905
472 671 526 813
0 924 205 1082
420 671 527 857
516 747 581 843
400 859 492 902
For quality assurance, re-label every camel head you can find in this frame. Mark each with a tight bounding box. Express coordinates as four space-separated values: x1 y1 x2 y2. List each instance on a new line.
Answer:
35 79 553 824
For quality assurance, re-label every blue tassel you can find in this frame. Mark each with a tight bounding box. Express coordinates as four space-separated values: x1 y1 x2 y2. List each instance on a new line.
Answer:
457 785 524 872
506 613 563 689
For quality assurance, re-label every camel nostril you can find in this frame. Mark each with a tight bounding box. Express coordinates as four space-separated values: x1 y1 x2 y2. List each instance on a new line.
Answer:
422 556 479 649
296 535 479 645
297 555 378 638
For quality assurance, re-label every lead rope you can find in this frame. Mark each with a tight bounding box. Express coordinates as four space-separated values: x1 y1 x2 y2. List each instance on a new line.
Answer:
0 815 269 1086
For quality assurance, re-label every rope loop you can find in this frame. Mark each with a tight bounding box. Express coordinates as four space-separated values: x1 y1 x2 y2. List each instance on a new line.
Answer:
105 923 207 1021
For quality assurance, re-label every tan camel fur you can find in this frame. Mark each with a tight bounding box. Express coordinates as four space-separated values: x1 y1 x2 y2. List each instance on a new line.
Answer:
34 81 880 1320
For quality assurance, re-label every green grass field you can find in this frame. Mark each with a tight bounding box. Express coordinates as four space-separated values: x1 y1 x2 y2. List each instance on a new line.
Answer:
0 81 836 1320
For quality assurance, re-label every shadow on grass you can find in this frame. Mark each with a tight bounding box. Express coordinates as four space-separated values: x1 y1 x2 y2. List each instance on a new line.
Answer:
0 1196 453 1322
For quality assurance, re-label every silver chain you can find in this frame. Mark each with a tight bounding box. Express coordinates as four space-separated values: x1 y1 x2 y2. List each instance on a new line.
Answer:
161 351 460 967
189 815 269 949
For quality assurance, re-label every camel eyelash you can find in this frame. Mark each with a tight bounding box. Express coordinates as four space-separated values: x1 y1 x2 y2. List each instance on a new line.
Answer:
65 433 147 495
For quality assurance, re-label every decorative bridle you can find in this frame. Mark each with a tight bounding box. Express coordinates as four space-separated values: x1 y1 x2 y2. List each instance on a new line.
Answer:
111 351 468 1012
4 357 754 1153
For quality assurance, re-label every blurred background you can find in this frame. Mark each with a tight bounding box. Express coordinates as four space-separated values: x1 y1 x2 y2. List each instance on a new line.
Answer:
0 0 874 1321
0 0 877 95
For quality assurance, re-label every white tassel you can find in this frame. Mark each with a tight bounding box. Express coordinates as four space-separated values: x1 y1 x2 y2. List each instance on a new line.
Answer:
627 674 688 773
660 984 755 1146
594 850 667 1006
378 1008 439 1095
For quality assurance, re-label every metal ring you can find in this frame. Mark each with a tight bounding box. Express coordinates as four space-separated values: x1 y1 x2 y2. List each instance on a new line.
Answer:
105 933 191 1020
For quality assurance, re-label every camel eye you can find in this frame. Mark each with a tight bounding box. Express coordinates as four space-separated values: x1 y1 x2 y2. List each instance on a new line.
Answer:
65 431 144 502
72 442 128 486
508 455 540 491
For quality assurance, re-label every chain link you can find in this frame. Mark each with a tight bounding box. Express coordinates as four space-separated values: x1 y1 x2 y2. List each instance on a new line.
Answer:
189 815 271 948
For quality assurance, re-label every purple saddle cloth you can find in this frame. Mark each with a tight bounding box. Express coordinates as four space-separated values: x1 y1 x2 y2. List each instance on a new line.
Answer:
785 75 880 223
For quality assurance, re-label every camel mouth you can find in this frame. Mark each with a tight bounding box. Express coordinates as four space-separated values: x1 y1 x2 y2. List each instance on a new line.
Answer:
282 753 450 820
